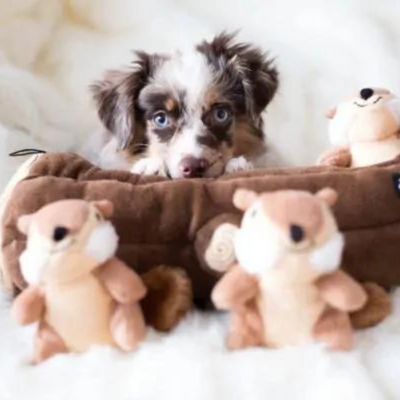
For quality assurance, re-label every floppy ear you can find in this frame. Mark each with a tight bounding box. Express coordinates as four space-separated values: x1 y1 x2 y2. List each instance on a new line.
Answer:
92 200 114 218
233 189 258 211
197 32 279 121
316 187 338 207
90 51 160 150
17 214 34 235
325 106 337 119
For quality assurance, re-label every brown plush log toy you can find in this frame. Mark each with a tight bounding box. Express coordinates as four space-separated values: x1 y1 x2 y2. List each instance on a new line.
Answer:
0 152 395 329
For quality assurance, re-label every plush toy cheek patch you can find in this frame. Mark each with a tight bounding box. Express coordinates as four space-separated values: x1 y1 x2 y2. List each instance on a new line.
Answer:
84 222 118 264
20 247 49 285
309 232 344 273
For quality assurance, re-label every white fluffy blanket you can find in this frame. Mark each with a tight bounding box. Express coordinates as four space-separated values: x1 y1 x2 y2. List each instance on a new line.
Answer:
1 1 400 399
0 288 400 400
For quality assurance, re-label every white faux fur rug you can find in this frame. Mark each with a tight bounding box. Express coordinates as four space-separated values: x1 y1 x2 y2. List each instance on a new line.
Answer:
0 287 400 400
2 1 400 399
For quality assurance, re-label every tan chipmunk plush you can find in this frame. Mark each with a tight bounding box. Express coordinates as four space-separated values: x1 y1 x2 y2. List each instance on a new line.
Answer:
12 199 148 364
211 188 367 350
318 88 400 167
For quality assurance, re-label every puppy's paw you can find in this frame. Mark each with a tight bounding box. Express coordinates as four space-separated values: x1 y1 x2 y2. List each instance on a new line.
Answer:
131 158 165 176
225 157 254 174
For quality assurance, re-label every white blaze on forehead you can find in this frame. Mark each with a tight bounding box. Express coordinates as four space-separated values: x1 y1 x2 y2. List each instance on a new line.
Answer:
171 120 204 157
152 49 224 179
153 49 214 112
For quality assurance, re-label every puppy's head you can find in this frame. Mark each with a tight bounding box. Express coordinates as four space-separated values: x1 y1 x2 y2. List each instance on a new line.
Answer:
91 33 278 178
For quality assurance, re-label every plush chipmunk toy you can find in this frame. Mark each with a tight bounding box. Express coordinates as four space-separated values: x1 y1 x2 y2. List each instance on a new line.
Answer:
11 199 148 364
211 188 368 350
318 88 400 167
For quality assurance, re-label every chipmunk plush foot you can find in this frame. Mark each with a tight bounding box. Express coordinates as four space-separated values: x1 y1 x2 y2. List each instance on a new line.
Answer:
34 321 68 365
314 309 353 351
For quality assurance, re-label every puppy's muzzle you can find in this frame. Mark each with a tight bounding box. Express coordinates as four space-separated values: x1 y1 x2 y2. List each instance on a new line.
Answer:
179 156 210 178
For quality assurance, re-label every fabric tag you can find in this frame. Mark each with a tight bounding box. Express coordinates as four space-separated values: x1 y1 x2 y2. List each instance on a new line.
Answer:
392 173 400 196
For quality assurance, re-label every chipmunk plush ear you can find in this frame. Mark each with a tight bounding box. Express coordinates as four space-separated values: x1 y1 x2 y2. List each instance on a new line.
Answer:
92 200 114 218
325 106 337 119
233 189 258 211
316 187 338 207
17 214 34 235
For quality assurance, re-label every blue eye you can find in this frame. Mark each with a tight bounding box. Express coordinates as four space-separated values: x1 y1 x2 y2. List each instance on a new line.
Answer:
213 107 231 124
153 111 170 128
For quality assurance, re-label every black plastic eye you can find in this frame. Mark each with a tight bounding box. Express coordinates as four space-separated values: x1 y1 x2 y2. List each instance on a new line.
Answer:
290 224 304 243
53 226 69 242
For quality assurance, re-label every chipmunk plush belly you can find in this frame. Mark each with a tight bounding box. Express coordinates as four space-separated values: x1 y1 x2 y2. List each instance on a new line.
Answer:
257 258 326 347
45 274 114 352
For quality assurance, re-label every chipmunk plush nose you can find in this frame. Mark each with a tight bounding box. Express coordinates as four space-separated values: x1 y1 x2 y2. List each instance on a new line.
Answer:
179 157 209 178
360 88 374 100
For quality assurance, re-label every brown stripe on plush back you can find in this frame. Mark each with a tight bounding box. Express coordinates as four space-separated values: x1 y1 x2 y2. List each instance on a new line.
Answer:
2 153 400 302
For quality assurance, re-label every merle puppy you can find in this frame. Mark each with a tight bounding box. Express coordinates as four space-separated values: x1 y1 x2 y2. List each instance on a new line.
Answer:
91 32 278 179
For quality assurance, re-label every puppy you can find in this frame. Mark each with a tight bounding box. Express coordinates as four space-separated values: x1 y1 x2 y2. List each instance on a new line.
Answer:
91 33 279 178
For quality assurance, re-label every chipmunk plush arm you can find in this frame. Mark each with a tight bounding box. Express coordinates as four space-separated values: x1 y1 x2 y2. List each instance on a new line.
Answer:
95 258 147 304
316 270 367 312
212 265 258 310
317 146 352 167
12 286 45 325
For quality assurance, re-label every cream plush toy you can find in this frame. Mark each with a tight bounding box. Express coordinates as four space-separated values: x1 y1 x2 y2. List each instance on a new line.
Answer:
12 199 147 364
318 88 400 167
211 188 367 350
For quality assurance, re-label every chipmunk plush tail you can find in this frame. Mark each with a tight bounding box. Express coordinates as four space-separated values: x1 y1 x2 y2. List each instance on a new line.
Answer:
141 266 193 332
350 282 392 329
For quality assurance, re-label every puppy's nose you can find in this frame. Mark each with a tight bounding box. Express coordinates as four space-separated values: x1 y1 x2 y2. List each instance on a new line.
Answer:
179 157 209 178
360 88 374 100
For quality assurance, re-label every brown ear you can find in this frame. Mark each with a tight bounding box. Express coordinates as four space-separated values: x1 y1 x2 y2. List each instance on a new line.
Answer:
92 200 114 218
197 32 279 121
233 189 258 211
17 214 34 235
316 187 338 207
325 106 337 119
90 51 162 150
